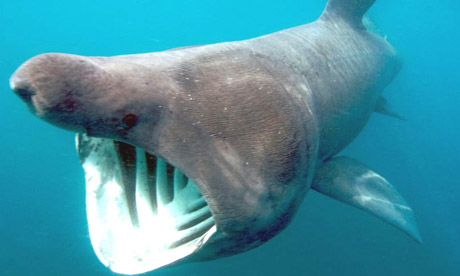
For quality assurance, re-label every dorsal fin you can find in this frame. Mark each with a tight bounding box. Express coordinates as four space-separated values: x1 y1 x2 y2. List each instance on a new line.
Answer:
320 0 376 28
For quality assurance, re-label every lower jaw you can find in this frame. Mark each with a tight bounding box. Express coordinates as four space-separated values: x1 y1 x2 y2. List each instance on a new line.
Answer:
76 134 216 275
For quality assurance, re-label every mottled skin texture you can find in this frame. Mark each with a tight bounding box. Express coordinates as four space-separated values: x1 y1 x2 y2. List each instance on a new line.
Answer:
10 4 401 263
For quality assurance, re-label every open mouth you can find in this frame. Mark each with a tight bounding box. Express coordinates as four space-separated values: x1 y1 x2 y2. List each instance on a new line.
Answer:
76 134 216 275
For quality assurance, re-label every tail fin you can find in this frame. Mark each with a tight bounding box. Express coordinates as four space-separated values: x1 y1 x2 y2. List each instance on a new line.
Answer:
321 0 376 28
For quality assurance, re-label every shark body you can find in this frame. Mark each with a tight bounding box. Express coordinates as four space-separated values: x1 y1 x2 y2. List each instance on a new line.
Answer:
10 0 420 274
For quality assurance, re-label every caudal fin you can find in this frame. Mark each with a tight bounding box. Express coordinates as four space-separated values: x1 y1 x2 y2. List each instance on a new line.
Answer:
321 0 376 28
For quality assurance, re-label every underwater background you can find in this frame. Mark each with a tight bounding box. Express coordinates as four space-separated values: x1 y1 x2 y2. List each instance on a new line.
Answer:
1 0 459 275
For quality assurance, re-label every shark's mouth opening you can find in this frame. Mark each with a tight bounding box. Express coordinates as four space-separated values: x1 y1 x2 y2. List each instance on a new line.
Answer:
76 134 216 275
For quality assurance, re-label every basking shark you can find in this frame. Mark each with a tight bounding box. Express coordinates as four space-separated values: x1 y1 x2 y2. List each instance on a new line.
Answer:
10 0 421 274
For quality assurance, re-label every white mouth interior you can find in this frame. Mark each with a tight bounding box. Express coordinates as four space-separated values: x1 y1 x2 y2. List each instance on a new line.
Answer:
76 134 216 275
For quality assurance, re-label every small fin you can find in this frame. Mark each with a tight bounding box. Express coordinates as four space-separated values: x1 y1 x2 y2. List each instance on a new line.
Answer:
375 96 406 121
311 156 422 243
321 0 376 28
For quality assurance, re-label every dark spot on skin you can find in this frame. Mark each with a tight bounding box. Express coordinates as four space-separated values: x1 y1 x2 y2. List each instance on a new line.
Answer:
121 113 138 129
86 127 95 136
55 92 76 112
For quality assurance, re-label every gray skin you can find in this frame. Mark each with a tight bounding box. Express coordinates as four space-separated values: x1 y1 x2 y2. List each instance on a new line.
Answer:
10 0 404 266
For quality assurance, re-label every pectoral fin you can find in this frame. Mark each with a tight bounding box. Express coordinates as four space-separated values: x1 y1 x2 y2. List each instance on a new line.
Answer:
374 96 406 121
311 156 422 243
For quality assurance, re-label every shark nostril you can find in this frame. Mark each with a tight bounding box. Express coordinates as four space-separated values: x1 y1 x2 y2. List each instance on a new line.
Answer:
15 87 35 98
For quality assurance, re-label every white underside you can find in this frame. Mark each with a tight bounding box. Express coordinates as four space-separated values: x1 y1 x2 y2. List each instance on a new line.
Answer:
78 135 216 275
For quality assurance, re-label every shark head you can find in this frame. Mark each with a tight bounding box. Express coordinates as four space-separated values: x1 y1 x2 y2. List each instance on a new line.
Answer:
10 51 317 274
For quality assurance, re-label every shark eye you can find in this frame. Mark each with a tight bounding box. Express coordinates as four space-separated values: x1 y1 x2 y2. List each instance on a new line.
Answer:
121 113 138 129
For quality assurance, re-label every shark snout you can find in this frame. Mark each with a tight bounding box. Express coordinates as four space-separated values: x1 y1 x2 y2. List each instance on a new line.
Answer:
10 68 37 112
10 53 105 115
10 73 34 96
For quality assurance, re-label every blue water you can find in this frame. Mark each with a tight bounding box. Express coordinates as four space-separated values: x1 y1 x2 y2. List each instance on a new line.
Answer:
1 0 459 275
